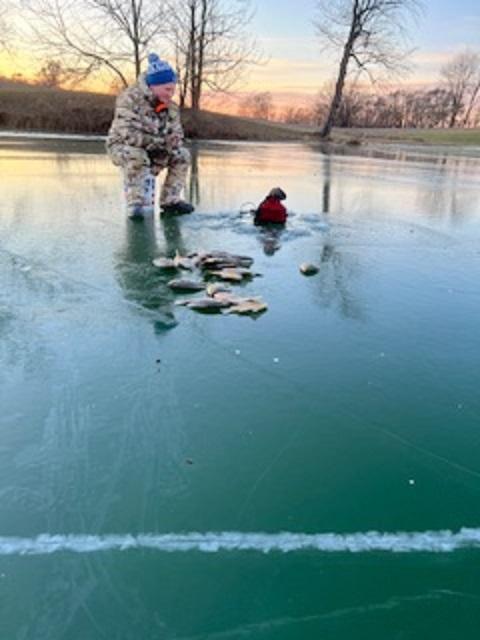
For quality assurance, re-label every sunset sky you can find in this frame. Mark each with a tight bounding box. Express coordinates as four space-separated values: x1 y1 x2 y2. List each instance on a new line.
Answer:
1 0 479 107
245 0 480 93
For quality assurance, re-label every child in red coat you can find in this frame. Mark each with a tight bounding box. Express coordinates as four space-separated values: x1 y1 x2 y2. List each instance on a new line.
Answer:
254 187 287 225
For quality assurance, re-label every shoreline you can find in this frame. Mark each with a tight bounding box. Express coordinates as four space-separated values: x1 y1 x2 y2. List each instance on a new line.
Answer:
1 129 480 160
2 126 480 145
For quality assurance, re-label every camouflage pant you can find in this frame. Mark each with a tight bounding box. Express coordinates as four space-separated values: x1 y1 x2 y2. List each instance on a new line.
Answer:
108 144 190 207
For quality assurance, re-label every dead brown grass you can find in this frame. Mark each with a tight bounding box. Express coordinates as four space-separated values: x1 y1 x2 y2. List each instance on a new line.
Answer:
1 81 479 146
0 81 309 141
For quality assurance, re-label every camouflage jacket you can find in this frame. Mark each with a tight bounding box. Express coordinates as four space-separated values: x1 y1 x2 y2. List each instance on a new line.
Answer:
106 74 185 158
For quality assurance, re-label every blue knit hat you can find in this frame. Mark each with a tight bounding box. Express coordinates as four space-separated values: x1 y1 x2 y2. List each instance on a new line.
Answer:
146 53 176 86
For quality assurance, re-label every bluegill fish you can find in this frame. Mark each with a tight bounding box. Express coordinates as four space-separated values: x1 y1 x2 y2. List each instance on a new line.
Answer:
168 279 205 292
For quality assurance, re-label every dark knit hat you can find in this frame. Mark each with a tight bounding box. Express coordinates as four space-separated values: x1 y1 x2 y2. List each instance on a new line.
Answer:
146 53 176 86
268 187 287 200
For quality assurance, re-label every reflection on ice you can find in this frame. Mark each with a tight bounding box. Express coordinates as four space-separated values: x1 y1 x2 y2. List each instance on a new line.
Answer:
314 242 363 320
257 226 284 256
114 218 178 331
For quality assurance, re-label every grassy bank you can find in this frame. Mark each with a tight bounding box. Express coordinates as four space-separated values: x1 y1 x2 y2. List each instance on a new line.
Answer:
0 81 114 134
336 127 480 146
0 81 308 141
180 109 309 141
1 81 479 146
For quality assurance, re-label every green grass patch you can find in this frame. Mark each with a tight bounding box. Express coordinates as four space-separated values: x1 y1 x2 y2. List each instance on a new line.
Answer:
336 127 480 146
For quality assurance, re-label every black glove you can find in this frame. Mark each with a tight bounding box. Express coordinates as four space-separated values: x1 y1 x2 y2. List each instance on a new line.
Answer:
147 148 168 162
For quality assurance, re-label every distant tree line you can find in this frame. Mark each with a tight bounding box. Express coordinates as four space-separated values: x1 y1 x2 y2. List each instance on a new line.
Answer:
4 0 480 130
312 76 480 129
243 50 480 130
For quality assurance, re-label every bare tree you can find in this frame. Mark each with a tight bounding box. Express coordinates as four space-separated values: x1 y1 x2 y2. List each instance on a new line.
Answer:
314 0 422 138
18 0 167 88
281 106 315 125
333 84 365 126
407 88 453 128
166 0 261 111
312 87 330 125
441 50 480 128
36 59 67 87
464 67 480 127
241 91 273 119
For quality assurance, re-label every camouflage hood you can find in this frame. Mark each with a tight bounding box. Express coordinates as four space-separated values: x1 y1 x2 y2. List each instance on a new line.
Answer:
136 73 160 107
106 74 185 156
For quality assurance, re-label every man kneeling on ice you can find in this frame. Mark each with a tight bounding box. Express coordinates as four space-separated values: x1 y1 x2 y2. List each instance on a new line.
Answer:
254 188 287 225
107 53 194 219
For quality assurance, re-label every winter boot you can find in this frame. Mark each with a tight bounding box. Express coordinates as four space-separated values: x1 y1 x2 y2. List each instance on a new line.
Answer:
127 204 145 220
160 201 195 215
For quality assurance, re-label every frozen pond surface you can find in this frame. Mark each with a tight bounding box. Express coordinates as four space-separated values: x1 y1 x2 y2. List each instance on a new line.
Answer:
1 137 480 638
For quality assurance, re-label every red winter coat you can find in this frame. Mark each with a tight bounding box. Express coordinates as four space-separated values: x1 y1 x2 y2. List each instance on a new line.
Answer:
255 196 287 225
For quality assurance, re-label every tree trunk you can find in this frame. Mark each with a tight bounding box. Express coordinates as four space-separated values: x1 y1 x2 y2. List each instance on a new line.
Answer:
448 108 457 128
319 0 360 139
177 40 190 108
131 0 141 78
463 82 480 127
189 1 197 110
192 0 207 112
319 40 352 138
448 93 464 128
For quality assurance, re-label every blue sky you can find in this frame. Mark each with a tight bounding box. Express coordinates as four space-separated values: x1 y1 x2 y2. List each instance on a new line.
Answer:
243 0 480 98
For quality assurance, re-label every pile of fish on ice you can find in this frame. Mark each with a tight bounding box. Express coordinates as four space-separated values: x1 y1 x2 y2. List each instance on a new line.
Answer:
152 250 268 315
